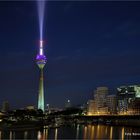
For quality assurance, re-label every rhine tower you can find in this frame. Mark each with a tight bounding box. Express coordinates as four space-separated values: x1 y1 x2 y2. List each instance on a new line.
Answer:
36 40 47 112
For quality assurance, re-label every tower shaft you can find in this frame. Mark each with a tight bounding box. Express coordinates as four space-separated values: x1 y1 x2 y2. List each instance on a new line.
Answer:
38 68 45 111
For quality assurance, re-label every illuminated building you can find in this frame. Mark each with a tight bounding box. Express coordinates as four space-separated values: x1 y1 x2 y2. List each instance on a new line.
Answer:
98 107 108 115
87 100 97 115
94 87 108 108
65 100 71 108
106 95 117 114
87 87 109 115
36 40 47 112
26 106 35 110
2 101 9 112
117 85 140 114
128 98 140 115
94 87 109 114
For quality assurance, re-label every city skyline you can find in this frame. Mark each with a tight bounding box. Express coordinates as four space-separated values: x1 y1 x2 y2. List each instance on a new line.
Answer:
0 1 140 108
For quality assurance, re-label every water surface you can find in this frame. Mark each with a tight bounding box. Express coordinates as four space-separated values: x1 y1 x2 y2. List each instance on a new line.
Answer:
1 124 140 139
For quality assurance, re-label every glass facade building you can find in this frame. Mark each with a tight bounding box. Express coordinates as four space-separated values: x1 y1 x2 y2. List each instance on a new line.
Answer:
117 85 140 114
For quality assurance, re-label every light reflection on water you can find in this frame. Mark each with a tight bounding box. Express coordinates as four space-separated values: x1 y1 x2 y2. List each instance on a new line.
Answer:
0 124 140 139
9 131 12 140
54 128 58 140
90 125 94 139
121 127 124 140
24 131 27 139
76 124 79 139
110 126 113 140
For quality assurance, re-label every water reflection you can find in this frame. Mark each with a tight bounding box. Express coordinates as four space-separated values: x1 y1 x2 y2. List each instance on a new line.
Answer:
24 131 27 139
109 126 113 140
0 131 1 140
121 127 124 140
44 129 48 140
76 124 79 139
96 125 100 138
0 124 140 139
83 126 87 139
90 126 94 139
75 124 140 139
9 131 12 140
37 131 41 140
82 125 110 139
87 125 91 138
54 128 58 140
13 132 15 139
38 130 46 140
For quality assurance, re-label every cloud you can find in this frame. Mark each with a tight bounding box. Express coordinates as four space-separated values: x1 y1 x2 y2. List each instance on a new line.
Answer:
45 50 140 90
52 55 69 61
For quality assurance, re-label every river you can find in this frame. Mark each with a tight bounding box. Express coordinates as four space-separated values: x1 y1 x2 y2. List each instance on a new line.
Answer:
0 124 140 139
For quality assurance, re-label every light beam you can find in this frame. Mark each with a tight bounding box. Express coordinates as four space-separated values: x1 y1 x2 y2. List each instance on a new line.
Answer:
37 0 46 40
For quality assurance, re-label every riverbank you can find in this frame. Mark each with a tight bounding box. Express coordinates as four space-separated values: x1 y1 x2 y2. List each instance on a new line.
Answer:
72 115 140 127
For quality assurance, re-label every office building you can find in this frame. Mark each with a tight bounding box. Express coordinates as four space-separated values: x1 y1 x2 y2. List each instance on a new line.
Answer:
87 100 97 115
106 95 117 114
94 87 108 108
117 85 140 114
87 87 109 115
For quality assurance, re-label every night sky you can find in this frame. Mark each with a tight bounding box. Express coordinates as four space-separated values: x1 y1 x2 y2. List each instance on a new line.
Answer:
0 1 140 109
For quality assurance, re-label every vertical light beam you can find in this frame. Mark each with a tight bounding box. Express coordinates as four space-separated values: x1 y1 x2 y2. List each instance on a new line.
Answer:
37 0 46 40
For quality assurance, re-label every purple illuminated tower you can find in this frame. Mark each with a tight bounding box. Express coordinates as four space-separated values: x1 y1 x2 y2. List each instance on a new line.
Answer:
36 40 47 112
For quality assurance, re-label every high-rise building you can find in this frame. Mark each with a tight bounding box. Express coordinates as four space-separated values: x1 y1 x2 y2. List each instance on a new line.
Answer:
117 85 140 114
94 87 108 108
2 101 9 112
106 95 117 114
128 98 140 115
36 40 47 112
87 100 97 115
87 87 109 115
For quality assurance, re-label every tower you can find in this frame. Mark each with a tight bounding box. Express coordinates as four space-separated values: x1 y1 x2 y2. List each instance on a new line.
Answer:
36 40 47 112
